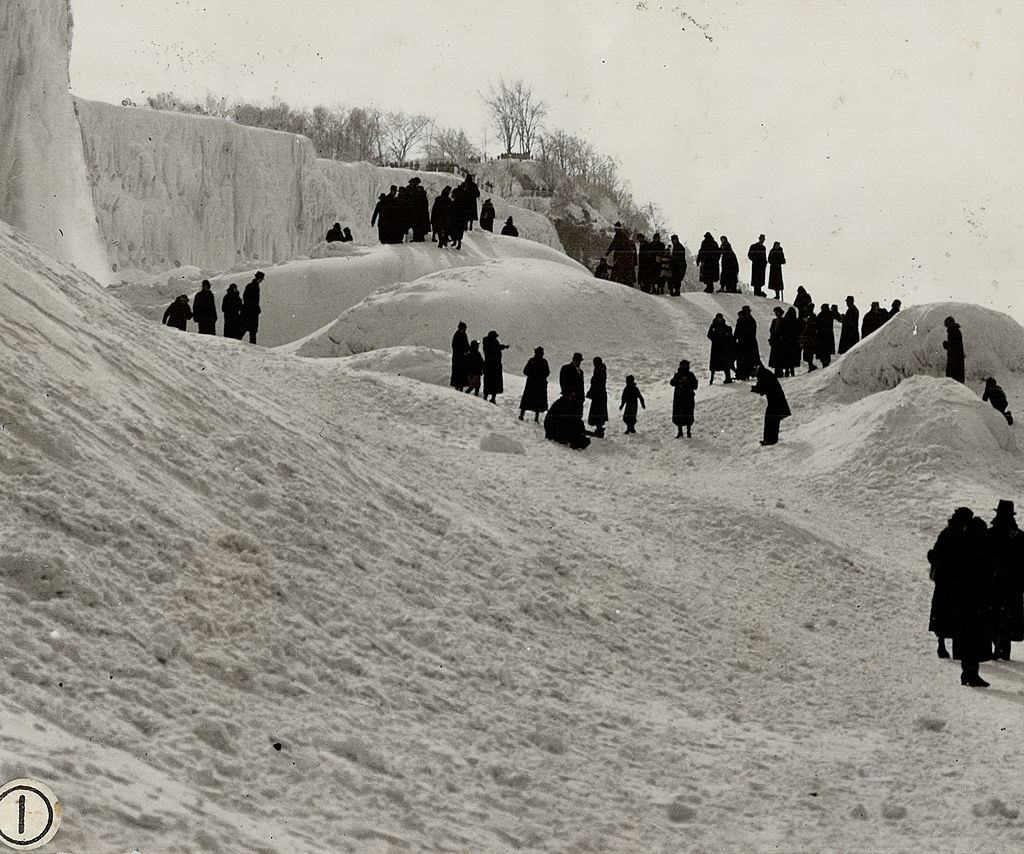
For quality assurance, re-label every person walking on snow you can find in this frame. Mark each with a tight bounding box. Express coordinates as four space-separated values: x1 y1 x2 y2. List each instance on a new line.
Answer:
519 347 550 422
242 271 263 344
670 359 699 438
586 356 608 438
221 283 243 339
192 280 218 335
619 375 646 434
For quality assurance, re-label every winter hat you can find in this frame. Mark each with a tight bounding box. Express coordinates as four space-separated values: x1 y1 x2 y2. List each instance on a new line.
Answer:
951 506 974 524
995 499 1015 516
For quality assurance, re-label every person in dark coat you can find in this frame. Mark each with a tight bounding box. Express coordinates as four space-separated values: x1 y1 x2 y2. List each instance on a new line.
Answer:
928 506 974 660
371 193 389 243
951 516 995 686
162 294 192 331
450 321 469 390
619 375 646 434
326 222 344 243
793 286 813 318
479 198 496 232
192 280 218 335
748 234 768 297
341 226 353 242
460 174 480 231
607 222 637 287
646 233 666 293
799 304 818 372
560 352 586 416
500 217 519 237
670 359 699 438
586 356 608 438
767 306 785 376
669 235 687 296
594 257 610 280
779 307 801 377
752 363 791 445
482 331 509 403
719 237 739 293
634 234 652 293
448 186 466 249
767 241 786 299
988 500 1024 660
733 306 759 382
242 271 263 344
943 316 965 383
836 296 860 354
221 283 244 339
888 299 902 320
814 303 836 367
544 393 591 450
982 377 1013 425
696 232 720 293
519 346 550 422
382 185 400 243
707 313 734 384
432 186 453 247
395 185 413 243
464 340 484 396
861 301 889 338
408 177 430 242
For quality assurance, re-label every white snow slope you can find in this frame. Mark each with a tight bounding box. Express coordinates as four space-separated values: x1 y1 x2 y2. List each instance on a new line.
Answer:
4 216 1024 852
0 0 111 283
74 97 563 277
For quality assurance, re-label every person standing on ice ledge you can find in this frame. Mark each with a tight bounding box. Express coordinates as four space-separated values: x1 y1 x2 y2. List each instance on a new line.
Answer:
221 283 243 339
619 375 646 434
192 280 218 335
479 198 496 232
747 234 768 297
988 500 1024 661
242 272 263 345
519 346 550 422
751 363 790 445
767 240 786 300
696 232 720 293
463 340 484 396
161 294 192 331
836 296 860 354
500 217 519 237
481 331 509 404
943 315 965 383
559 353 586 416
450 321 469 391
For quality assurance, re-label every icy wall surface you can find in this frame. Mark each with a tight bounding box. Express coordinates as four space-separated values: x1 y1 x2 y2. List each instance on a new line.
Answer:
75 98 564 275
0 0 111 282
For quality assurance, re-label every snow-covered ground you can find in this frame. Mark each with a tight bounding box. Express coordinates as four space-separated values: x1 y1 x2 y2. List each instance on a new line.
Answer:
3 214 1024 852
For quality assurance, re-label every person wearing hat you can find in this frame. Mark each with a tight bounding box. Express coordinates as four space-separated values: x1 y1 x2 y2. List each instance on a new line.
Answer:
586 356 608 438
734 306 759 381
767 241 786 300
618 375 646 434
221 283 243 339
927 506 974 661
407 177 430 242
242 271 264 344
814 303 836 368
519 346 550 422
606 222 636 286
669 235 687 296
952 515 995 686
982 377 1014 425
669 359 699 438
747 234 768 297
192 279 218 335
594 257 611 280
463 340 484 396
479 198 496 232
450 321 470 391
559 353 586 417
481 331 509 404
989 500 1023 661
161 293 192 331
500 216 519 238
751 362 790 445
696 232 720 293
943 316 965 383
836 296 860 354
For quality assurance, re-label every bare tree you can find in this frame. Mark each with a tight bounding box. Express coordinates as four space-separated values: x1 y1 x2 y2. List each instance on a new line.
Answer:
425 125 480 164
379 110 433 163
483 78 548 156
481 78 518 154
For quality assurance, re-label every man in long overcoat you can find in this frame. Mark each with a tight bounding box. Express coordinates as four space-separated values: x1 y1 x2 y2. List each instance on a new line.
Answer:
751 363 791 445
519 346 550 422
943 316 965 383
837 296 860 354
747 234 768 296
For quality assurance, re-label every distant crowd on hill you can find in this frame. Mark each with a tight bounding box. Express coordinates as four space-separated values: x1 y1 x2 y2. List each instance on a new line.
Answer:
368 174 516 249
161 272 263 343
928 502 1024 688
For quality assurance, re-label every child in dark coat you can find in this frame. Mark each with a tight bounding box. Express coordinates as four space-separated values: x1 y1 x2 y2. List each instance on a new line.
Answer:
619 375 646 434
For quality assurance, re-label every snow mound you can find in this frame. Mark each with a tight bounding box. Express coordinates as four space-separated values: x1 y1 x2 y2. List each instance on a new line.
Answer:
288 258 689 367
0 0 110 282
112 233 584 347
820 303 1024 401
338 345 450 386
479 433 527 455
75 98 563 275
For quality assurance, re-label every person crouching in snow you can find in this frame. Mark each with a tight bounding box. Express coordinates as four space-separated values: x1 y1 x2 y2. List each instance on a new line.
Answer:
619 375 646 434
544 392 591 450
464 340 484 396
751 363 791 445
982 377 1013 425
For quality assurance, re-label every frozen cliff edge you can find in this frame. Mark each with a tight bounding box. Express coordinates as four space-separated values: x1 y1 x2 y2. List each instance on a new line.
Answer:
0 0 111 283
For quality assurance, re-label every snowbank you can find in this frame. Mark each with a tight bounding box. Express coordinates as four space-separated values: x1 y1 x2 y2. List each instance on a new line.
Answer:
0 0 110 282
74 98 563 276
819 303 1024 401
287 257 690 366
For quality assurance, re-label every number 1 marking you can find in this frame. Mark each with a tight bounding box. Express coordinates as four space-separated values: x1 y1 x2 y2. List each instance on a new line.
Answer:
18 794 25 835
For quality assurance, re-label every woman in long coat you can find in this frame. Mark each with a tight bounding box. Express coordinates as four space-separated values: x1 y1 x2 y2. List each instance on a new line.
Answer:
707 314 735 384
767 241 786 299
696 232 720 293
837 297 860 354
719 237 739 293
670 359 699 438
519 347 550 422
815 304 836 367
586 356 609 438
221 283 244 339
432 186 453 247
779 307 802 377
450 321 469 389
767 307 785 376
481 331 509 403
928 507 972 659
951 517 995 686
943 316 965 383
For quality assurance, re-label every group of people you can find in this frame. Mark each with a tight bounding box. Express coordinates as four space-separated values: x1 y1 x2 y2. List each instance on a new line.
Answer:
370 174 518 248
161 272 264 343
599 227 689 296
449 322 792 448
696 233 787 296
928 501 1024 687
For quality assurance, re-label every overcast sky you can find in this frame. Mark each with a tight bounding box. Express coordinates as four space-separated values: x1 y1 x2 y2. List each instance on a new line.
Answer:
70 0 1024 318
